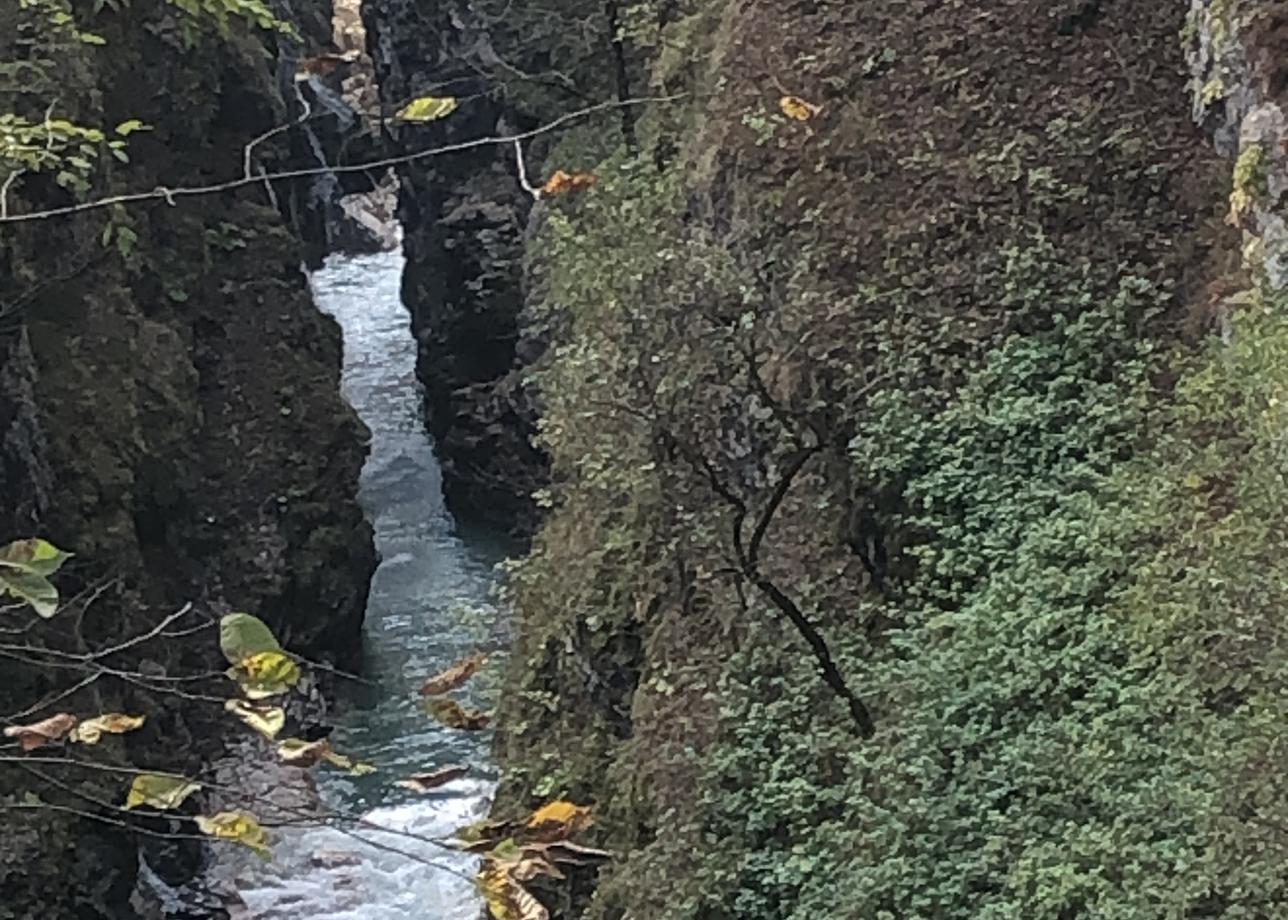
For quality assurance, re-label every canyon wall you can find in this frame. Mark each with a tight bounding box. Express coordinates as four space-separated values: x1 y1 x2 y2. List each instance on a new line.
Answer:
367 0 1288 917
0 0 375 914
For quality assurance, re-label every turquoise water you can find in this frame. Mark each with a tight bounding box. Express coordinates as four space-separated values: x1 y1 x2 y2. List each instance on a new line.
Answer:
207 251 510 919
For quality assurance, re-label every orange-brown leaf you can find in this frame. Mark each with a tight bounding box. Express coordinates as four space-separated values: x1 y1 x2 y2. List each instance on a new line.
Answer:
419 653 488 696
779 94 822 121
295 50 361 80
524 800 593 842
4 713 77 751
396 764 470 793
541 170 598 196
423 698 491 730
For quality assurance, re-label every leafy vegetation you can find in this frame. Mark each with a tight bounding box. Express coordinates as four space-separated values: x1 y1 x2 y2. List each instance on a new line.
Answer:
481 1 1288 918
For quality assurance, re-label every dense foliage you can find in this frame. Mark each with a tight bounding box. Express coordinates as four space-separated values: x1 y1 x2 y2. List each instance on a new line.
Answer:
487 0 1288 917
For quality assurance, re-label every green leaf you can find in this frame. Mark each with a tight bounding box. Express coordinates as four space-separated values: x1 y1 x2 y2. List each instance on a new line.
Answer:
393 95 459 122
124 773 201 810
0 570 59 618
0 539 72 577
114 119 147 136
219 612 282 665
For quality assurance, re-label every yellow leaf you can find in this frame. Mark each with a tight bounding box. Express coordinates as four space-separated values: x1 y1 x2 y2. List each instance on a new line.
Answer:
227 649 301 699
477 863 549 920
394 95 459 122
124 773 201 810
397 764 470 793
779 94 822 121
224 699 285 738
195 810 271 858
524 800 593 842
419 653 488 696
71 713 144 744
3 713 77 751
423 698 491 730
323 750 377 775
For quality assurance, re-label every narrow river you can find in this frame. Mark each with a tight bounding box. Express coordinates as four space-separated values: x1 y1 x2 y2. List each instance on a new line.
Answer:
204 251 509 918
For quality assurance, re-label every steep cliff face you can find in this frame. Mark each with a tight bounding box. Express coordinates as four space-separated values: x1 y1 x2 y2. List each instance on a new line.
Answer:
0 1 375 915
360 0 547 533
464 0 1288 917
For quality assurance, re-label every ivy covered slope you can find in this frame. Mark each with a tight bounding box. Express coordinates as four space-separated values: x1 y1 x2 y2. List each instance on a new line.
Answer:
486 0 1288 916
0 0 374 915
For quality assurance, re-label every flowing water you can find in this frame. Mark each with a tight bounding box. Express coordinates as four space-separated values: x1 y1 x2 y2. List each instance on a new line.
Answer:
195 251 510 919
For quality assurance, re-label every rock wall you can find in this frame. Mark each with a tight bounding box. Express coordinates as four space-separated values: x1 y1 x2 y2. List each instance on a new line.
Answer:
1189 0 1288 291
361 0 547 534
0 0 376 915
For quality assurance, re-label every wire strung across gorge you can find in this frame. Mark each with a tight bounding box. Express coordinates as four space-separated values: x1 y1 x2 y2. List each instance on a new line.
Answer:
0 94 687 225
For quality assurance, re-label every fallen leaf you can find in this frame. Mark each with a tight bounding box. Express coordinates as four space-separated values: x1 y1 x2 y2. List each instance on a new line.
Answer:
71 713 144 744
524 800 593 842
779 94 822 121
423 698 490 730
450 818 517 852
509 853 565 882
278 737 374 774
278 736 333 767
224 699 285 738
3 713 77 751
310 848 362 868
124 773 201 810
477 863 549 920
394 95 459 122
397 764 470 793
195 810 271 857
541 170 598 196
295 49 361 81
420 653 488 696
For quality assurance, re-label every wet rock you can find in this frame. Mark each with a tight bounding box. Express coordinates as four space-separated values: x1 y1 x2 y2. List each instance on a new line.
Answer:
362 0 546 533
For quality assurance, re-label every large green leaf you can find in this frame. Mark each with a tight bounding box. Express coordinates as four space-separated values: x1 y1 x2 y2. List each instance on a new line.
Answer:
0 538 72 577
0 539 69 618
219 612 282 665
0 570 59 618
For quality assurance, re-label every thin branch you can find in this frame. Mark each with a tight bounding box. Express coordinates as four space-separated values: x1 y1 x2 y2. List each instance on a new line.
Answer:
514 139 541 199
746 447 818 570
0 754 467 861
0 802 211 842
0 94 686 225
2 671 101 724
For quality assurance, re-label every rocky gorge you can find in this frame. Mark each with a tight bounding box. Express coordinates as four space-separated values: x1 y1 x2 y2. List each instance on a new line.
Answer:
7 0 1288 918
